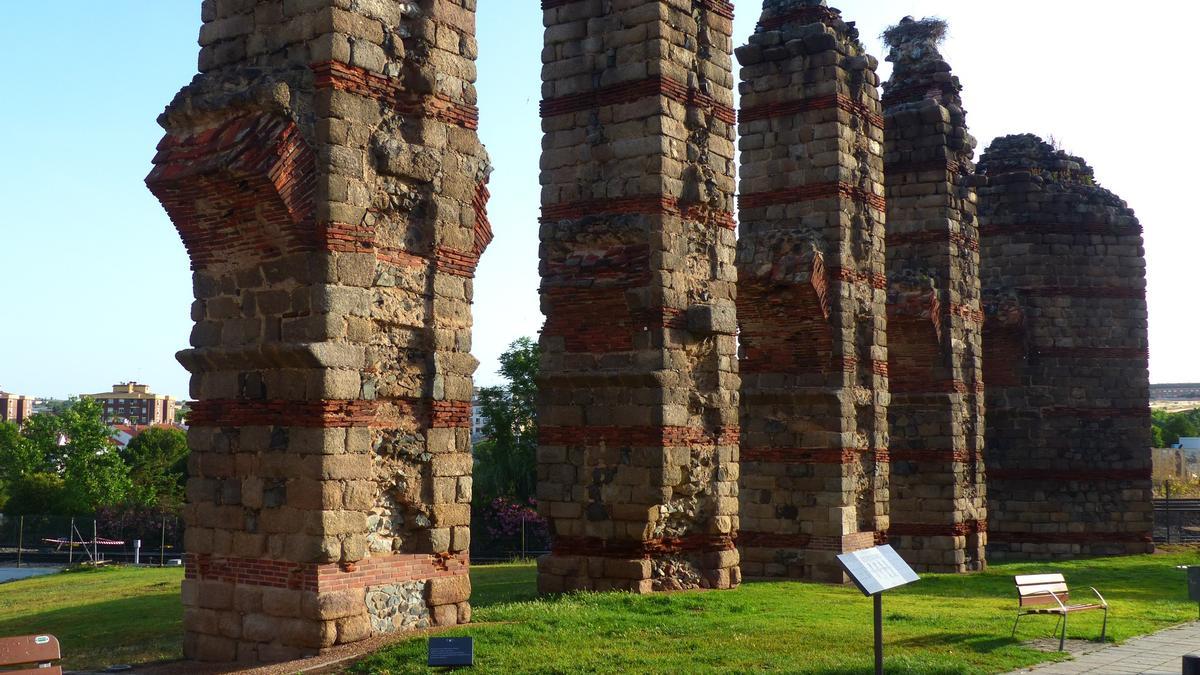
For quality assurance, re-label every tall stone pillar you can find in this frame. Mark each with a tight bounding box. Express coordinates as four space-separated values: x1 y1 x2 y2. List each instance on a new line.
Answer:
147 0 488 661
880 18 986 573
735 0 889 581
536 0 741 593
977 135 1153 559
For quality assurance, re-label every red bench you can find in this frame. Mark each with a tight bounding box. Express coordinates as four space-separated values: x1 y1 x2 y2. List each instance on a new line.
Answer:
1012 573 1108 651
0 634 62 674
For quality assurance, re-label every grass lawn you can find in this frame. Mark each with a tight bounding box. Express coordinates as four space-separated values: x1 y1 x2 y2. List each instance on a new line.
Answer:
0 566 183 670
354 549 1200 674
1 549 1197 673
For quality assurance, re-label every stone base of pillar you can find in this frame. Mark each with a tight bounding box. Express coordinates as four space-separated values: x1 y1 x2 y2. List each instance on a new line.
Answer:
987 541 1154 561
738 531 879 583
536 551 741 595
181 554 471 663
889 533 987 574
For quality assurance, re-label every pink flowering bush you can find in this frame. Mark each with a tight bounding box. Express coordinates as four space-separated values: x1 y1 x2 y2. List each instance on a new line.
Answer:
483 496 550 551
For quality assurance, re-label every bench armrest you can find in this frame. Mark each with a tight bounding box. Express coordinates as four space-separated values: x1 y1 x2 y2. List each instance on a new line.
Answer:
1045 590 1068 611
1089 586 1108 608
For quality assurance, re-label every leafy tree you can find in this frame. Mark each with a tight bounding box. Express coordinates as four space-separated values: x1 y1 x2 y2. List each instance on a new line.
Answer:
1153 408 1200 447
121 426 189 509
0 399 132 514
3 472 70 515
474 337 539 504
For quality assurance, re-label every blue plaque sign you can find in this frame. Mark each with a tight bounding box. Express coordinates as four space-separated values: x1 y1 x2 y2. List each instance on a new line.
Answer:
836 544 920 597
428 636 474 667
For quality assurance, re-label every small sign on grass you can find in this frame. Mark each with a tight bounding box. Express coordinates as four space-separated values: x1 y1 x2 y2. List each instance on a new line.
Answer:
428 636 474 668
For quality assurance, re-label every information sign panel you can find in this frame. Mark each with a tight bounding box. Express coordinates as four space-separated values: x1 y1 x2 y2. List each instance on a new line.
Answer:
428 636 474 667
836 545 920 597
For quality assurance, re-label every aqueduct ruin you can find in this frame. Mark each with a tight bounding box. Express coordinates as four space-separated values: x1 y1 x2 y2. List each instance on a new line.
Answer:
148 0 1152 662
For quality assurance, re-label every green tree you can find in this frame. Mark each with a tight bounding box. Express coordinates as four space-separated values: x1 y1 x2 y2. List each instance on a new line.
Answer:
474 337 540 504
0 399 131 514
121 426 189 509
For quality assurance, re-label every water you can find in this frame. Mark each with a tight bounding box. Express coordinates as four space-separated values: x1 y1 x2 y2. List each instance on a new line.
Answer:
0 567 61 584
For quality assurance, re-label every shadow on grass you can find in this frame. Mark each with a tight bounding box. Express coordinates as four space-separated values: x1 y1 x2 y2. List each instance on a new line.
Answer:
0 592 181 669
891 632 1021 653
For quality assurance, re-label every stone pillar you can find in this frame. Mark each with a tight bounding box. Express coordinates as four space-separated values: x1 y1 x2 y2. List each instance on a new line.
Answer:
735 0 889 581
880 18 986 573
977 135 1153 559
146 0 488 662
536 0 741 593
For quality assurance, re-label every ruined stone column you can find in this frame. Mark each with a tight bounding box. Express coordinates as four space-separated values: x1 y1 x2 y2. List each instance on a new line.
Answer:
536 0 741 593
880 18 986 573
735 0 889 581
147 0 488 661
977 135 1153 559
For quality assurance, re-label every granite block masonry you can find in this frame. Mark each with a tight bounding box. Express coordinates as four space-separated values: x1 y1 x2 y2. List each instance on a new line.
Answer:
881 17 986 573
978 134 1153 559
536 0 741 593
146 0 488 662
735 0 890 582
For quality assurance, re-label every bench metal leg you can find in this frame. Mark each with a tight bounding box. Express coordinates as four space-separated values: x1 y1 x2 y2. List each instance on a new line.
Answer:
1100 607 1108 644
1012 611 1021 638
1059 612 1068 652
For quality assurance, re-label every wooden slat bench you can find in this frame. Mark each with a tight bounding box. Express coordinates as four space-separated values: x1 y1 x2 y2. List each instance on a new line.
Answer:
0 634 62 674
1013 573 1108 651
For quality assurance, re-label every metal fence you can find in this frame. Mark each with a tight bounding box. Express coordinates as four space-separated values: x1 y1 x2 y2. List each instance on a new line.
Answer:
1155 498 1200 544
0 513 184 567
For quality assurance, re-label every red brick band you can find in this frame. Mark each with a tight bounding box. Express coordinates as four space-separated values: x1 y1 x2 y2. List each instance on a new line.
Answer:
739 93 884 130
888 520 987 537
542 0 734 18
186 552 468 592
539 195 736 229
885 159 965 176
988 531 1153 545
1022 286 1144 299
188 399 382 428
980 223 1143 237
737 530 879 552
320 222 482 278
989 468 1151 481
889 448 979 463
539 425 739 447
741 447 888 464
311 61 479 130
828 266 888 290
890 379 984 394
431 401 471 429
757 5 839 31
551 534 734 559
738 181 885 212
839 355 890 377
1034 346 1149 359
887 229 979 252
540 75 736 124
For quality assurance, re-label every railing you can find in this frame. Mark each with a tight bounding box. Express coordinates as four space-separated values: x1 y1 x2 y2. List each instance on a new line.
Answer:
1154 498 1200 543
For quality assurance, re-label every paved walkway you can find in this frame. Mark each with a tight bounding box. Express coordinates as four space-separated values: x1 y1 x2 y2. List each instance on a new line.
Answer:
1008 622 1200 674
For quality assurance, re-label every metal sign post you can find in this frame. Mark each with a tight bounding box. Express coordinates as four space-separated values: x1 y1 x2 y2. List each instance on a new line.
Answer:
837 545 921 675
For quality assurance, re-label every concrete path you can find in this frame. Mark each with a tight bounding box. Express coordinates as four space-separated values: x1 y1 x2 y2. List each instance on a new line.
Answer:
1008 622 1200 674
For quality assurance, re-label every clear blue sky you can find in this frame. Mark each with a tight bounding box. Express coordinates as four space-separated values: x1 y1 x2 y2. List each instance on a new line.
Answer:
1 1 1196 400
